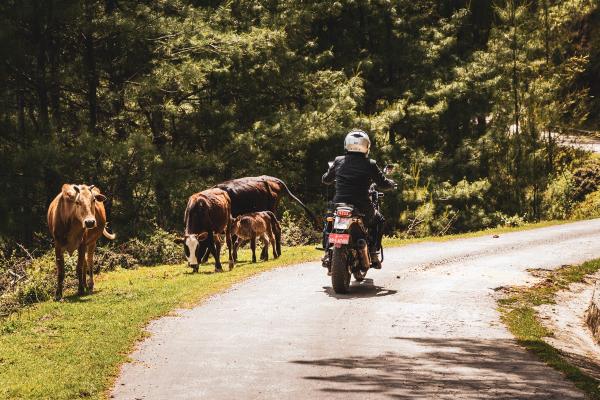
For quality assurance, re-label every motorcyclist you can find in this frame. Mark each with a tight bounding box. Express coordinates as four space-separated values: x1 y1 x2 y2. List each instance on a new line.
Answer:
322 129 396 268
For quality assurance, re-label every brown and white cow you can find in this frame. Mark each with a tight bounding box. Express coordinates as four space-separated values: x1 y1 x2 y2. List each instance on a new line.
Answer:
176 188 234 272
231 211 281 263
47 184 116 300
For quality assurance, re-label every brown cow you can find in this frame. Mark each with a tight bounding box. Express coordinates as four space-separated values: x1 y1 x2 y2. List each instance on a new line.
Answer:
231 211 281 263
176 188 234 272
47 184 116 300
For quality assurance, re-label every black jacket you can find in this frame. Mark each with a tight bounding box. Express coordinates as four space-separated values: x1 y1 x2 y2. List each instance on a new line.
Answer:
322 152 395 211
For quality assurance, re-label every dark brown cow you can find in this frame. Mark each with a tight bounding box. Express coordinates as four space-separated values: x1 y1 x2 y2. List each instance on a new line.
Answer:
231 211 281 263
176 188 234 272
47 184 116 300
216 175 316 258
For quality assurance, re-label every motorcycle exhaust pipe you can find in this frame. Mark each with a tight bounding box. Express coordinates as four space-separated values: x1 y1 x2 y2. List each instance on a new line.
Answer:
357 239 371 269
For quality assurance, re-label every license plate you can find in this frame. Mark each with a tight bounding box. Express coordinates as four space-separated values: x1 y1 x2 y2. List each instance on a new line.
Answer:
329 233 350 245
334 217 352 230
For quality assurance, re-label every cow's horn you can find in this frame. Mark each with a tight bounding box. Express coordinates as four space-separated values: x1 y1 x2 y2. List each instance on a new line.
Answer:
73 184 81 202
89 184 95 190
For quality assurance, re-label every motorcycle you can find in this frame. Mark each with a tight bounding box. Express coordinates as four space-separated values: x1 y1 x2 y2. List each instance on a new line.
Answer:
321 165 394 294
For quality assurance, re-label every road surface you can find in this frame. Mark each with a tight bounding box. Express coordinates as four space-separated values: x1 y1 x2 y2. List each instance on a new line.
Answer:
113 219 600 399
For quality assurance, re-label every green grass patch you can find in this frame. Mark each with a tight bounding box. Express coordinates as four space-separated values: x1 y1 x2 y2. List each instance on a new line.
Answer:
383 219 570 248
0 246 318 400
0 218 590 399
499 258 600 399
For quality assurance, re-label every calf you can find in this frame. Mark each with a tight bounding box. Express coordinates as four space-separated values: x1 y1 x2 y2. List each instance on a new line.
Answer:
176 188 234 272
231 211 281 263
47 184 116 300
216 175 316 258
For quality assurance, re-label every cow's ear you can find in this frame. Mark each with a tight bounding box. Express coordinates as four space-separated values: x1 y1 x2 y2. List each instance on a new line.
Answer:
94 193 107 202
174 237 185 245
196 232 209 241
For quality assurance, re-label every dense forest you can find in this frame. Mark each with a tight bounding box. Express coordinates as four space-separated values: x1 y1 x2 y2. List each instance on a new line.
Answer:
1 0 599 247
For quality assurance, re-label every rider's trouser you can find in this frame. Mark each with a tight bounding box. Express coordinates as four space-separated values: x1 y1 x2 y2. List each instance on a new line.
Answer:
361 206 385 253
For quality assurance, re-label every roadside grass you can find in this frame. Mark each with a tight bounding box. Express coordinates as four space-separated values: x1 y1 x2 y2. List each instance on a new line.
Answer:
382 219 570 248
0 218 591 399
498 259 600 399
0 246 319 400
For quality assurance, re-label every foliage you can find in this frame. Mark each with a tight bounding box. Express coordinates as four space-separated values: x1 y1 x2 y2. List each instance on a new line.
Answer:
279 210 321 247
571 189 600 220
122 228 183 266
572 156 600 201
0 0 598 250
542 171 576 219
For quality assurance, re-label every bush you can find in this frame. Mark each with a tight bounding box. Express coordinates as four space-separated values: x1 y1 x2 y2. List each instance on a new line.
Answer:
571 190 600 220
280 211 320 247
572 157 600 201
490 212 527 227
0 250 76 316
122 228 182 266
542 171 576 219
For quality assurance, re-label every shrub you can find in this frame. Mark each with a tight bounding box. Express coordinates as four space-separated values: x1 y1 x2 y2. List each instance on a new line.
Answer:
542 171 576 219
122 228 182 266
280 210 320 247
571 190 600 220
572 157 600 201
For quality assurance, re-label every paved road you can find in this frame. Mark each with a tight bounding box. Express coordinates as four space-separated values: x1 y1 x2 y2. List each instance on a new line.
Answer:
113 219 600 399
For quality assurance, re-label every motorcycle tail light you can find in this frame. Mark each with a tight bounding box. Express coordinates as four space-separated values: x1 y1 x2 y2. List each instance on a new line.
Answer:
336 209 352 217
326 217 334 222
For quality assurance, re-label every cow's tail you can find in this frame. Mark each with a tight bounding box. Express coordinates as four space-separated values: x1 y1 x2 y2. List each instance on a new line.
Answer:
103 223 116 240
275 179 318 229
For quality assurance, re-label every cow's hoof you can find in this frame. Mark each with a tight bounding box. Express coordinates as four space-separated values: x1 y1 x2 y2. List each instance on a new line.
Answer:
215 267 224 273
228 261 234 271
87 286 94 294
77 288 86 296
192 267 199 273
54 295 63 302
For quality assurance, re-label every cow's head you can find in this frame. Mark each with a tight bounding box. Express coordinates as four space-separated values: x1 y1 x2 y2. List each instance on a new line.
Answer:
62 184 106 230
175 232 209 269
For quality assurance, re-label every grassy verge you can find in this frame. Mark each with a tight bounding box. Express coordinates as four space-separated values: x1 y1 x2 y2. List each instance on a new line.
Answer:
498 259 600 399
382 219 570 247
0 246 318 400
0 218 589 399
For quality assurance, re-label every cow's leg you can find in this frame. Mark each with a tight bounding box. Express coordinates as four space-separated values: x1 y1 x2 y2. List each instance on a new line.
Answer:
226 229 234 270
233 238 241 263
201 250 210 264
77 243 87 296
54 246 65 301
270 231 278 259
231 234 239 261
209 234 223 272
250 236 257 263
260 240 268 260
86 242 96 293
260 235 269 261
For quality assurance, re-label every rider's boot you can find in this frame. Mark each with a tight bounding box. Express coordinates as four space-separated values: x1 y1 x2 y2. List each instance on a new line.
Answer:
370 251 382 269
321 253 332 275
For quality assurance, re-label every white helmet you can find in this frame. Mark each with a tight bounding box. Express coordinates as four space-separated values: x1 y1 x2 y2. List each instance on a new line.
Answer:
344 129 370 155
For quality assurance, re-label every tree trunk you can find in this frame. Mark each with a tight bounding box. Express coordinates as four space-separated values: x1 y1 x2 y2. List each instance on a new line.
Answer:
83 0 98 134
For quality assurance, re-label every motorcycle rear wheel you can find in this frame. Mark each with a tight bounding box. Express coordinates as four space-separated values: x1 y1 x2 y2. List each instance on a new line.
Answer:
331 246 351 294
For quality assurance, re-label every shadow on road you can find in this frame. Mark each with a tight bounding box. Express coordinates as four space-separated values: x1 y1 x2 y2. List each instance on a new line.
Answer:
322 278 397 299
291 337 584 399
